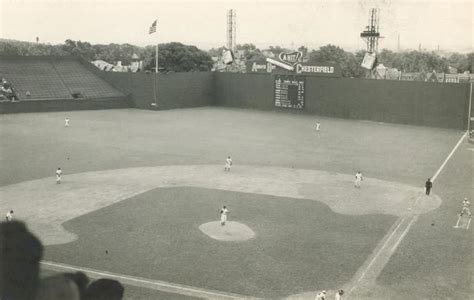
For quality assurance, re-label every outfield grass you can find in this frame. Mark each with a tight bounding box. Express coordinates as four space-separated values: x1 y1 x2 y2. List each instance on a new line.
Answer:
44 187 395 298
376 138 474 299
0 108 462 188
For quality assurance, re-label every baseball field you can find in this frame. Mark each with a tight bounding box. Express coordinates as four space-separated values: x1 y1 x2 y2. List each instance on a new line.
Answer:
0 107 472 299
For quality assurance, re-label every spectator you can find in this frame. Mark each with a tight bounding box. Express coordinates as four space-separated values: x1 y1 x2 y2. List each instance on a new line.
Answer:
26 90 31 98
63 272 89 299
0 221 43 300
36 274 80 300
85 278 124 300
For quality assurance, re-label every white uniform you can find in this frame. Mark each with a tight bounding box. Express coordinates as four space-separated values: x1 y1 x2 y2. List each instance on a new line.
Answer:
315 291 326 300
65 118 70 127
355 172 363 188
56 169 62 184
460 200 471 217
316 122 321 131
220 207 229 225
5 211 13 222
225 157 233 171
335 290 344 300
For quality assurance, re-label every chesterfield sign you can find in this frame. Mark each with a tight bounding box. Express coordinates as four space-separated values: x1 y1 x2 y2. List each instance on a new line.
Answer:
246 51 341 77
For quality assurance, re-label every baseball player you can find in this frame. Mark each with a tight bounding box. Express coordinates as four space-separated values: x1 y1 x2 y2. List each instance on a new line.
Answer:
56 167 62 184
5 210 13 222
220 206 229 226
225 156 233 172
335 289 344 300
460 198 472 218
316 121 321 132
65 118 70 127
315 290 326 300
354 171 363 188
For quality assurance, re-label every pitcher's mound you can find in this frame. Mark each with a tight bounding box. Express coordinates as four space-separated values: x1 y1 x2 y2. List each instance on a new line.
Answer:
199 221 255 241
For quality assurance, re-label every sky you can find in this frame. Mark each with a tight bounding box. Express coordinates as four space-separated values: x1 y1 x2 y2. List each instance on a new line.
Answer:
0 0 472 52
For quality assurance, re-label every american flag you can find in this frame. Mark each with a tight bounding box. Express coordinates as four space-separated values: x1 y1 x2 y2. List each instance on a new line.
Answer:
149 20 157 34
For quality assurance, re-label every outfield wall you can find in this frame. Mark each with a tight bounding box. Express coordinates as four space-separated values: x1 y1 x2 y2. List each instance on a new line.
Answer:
83 61 214 110
214 73 470 129
0 96 131 114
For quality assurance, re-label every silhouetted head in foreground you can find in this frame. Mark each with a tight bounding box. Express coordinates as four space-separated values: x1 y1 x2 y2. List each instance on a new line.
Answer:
85 278 124 300
0 221 43 300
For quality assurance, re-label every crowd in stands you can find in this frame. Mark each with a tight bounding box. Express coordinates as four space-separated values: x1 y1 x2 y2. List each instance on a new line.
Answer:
0 78 19 102
0 220 125 300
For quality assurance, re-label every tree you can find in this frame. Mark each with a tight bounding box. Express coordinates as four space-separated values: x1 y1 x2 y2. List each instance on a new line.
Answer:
467 53 474 73
235 43 265 61
298 46 308 60
62 39 96 60
309 44 361 77
448 52 470 73
265 45 291 57
207 46 226 58
144 42 213 72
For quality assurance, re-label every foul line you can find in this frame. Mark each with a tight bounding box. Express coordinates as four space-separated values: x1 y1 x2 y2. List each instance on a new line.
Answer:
41 261 250 299
431 131 467 183
348 217 406 292
346 131 467 298
390 216 418 253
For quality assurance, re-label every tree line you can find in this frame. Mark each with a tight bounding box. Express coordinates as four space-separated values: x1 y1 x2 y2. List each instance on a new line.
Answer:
1 39 472 77
211 44 473 77
0 39 214 72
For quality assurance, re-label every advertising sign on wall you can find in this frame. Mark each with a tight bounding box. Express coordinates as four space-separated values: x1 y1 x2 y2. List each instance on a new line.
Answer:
246 51 341 77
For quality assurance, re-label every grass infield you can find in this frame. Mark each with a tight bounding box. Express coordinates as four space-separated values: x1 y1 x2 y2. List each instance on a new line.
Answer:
44 187 396 298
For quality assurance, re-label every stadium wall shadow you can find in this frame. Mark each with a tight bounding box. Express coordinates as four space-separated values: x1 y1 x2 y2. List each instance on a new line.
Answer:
0 97 131 114
214 73 470 129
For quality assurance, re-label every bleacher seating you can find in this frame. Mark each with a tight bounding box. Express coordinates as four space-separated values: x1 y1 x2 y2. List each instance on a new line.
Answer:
0 57 124 100
0 59 72 100
52 60 124 98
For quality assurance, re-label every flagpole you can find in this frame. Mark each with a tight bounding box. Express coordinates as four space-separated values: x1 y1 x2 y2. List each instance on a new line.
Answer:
154 20 158 107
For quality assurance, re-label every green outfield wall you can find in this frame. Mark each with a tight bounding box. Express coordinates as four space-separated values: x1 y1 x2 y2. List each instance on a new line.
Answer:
214 73 470 129
84 61 214 110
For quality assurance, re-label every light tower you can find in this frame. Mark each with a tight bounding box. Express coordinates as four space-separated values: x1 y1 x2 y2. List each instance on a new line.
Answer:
360 8 381 78
227 9 236 51
360 8 380 54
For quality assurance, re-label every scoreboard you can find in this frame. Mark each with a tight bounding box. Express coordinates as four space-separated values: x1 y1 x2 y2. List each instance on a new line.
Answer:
274 74 305 109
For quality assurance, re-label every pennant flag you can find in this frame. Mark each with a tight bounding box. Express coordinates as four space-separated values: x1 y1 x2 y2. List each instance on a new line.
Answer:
149 20 157 34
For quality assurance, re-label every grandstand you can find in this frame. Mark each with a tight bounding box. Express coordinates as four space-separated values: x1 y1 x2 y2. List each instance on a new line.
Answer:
0 56 124 100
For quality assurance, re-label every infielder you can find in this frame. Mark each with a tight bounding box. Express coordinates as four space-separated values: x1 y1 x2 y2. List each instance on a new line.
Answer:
335 289 344 300
5 210 13 222
316 121 321 132
220 206 229 226
354 171 363 188
56 167 62 184
225 156 233 172
460 198 471 218
65 118 70 127
315 290 326 300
